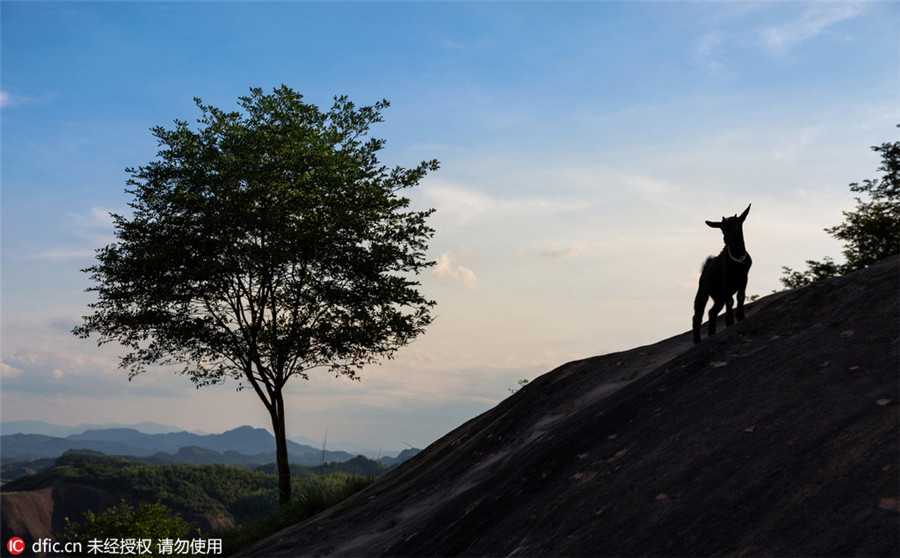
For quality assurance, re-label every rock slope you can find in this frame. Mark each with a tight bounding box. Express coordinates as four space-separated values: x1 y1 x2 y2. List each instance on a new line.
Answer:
244 256 898 557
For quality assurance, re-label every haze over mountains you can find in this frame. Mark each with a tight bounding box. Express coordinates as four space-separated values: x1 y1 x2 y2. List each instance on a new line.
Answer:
2 421 185 437
2 421 406 458
1 424 410 470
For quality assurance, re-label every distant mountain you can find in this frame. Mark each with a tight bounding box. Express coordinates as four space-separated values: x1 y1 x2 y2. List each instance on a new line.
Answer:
160 446 244 466
0 433 152 461
0 420 184 437
2 422 412 460
288 435 407 458
377 448 421 467
67 428 200 451
1 425 357 466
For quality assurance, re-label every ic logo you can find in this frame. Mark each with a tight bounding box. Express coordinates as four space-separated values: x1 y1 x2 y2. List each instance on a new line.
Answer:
7 537 25 555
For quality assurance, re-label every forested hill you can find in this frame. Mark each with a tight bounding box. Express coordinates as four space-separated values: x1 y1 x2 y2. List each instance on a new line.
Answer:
239 255 899 557
0 451 392 549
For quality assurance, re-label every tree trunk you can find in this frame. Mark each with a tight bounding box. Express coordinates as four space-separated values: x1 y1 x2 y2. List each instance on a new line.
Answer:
270 390 292 506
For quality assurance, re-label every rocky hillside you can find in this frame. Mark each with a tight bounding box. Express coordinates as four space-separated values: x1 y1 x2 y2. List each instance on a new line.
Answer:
239 255 899 557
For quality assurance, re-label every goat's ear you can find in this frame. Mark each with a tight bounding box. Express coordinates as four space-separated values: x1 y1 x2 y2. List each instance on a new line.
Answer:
739 203 751 222
706 220 721 228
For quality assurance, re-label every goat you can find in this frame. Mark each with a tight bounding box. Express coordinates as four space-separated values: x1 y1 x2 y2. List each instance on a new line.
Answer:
692 204 752 344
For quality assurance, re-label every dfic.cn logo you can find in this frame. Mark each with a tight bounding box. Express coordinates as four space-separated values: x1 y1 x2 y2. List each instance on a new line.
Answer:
6 537 25 555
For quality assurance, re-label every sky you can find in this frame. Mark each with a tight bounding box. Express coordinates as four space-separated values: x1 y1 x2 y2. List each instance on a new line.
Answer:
2 1 898 453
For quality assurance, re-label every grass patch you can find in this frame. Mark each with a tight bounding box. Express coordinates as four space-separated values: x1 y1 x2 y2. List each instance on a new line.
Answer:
213 473 376 555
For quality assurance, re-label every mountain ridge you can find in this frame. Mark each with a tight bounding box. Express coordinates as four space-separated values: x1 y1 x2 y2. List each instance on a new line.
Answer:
238 255 900 557
1 425 357 467
1 423 409 460
0 421 184 437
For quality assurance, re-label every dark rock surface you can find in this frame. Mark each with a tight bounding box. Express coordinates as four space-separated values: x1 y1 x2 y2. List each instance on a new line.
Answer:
239 256 900 557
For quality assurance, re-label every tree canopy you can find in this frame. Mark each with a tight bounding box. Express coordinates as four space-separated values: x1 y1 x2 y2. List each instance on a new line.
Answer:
780 129 899 289
59 500 195 557
75 86 439 504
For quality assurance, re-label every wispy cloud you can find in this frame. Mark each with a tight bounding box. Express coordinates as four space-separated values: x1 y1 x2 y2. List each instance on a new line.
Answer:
519 241 587 260
538 242 586 260
1 342 187 399
761 3 864 54
559 166 674 200
425 182 586 225
772 125 823 160
28 207 115 261
0 89 56 109
438 36 495 52
72 207 117 230
1 362 24 379
431 251 479 290
694 30 725 72
28 248 97 261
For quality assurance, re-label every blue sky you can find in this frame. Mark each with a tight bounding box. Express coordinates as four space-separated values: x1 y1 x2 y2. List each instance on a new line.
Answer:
2 1 897 451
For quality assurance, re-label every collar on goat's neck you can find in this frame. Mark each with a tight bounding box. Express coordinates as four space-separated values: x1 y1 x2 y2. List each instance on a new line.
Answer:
727 245 748 263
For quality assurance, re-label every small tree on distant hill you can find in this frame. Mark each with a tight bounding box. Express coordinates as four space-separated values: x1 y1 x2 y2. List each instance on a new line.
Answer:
74 86 438 506
781 128 899 289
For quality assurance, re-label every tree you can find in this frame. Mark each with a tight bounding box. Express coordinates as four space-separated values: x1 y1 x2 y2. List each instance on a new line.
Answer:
780 129 899 289
75 86 438 505
59 500 194 557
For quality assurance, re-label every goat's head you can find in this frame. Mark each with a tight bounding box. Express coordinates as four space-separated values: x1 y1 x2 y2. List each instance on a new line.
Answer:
706 204 751 253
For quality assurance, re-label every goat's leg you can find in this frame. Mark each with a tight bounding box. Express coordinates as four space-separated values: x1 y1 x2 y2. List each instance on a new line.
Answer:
693 289 708 344
708 298 724 337
725 296 735 327
736 285 747 322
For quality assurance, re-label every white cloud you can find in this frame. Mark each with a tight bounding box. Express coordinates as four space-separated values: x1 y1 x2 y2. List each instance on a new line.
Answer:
539 242 585 260
773 126 823 160
438 36 495 52
696 30 724 59
520 241 587 260
28 207 116 261
28 248 97 261
558 166 675 202
431 251 479 290
1 362 24 379
761 3 864 54
424 182 585 225
694 30 726 74
427 185 494 223
72 207 117 230
0 312 191 400
0 90 52 109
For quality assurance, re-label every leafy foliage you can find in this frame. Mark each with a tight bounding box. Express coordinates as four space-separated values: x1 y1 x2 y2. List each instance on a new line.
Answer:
211 473 376 555
32 452 376 557
253 454 390 478
781 130 899 289
58 500 195 557
2 451 387 526
508 378 530 394
779 257 845 291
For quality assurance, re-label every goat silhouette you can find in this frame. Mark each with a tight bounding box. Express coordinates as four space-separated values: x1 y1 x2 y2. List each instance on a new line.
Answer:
692 204 752 344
